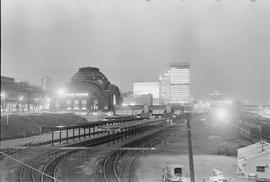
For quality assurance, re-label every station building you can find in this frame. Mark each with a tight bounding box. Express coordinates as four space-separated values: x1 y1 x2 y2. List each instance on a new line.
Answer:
54 66 121 112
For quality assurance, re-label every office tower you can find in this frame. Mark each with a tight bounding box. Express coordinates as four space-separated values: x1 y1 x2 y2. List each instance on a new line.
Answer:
169 62 190 104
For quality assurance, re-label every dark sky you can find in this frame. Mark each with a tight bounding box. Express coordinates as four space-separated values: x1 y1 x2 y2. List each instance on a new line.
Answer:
1 0 270 104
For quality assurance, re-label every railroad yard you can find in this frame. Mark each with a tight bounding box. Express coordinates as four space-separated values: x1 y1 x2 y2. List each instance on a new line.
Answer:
2 1 270 181
136 119 253 182
0 115 258 182
0 116 171 182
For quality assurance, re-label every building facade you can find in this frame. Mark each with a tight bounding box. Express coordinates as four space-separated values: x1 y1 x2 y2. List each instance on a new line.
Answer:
54 67 121 112
238 142 270 180
159 72 170 105
133 82 159 105
169 62 190 104
122 93 153 106
1 76 44 112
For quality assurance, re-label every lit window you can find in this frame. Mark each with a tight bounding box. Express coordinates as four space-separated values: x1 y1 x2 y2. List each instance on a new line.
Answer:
81 100 87 110
66 100 71 110
256 166 265 172
74 100 79 110
94 99 98 110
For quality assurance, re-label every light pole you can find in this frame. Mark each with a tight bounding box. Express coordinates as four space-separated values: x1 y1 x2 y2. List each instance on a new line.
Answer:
185 113 195 182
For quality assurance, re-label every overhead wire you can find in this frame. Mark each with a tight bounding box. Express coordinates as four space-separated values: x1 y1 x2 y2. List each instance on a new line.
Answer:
0 151 63 182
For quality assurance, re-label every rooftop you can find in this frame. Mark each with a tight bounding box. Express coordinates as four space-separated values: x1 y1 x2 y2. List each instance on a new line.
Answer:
238 142 270 159
169 62 190 68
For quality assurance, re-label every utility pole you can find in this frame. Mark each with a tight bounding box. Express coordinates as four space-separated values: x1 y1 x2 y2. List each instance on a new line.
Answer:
7 114 9 126
185 113 195 182
259 124 264 152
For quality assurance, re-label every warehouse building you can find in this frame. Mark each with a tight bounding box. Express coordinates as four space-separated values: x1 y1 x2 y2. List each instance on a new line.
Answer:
237 142 270 180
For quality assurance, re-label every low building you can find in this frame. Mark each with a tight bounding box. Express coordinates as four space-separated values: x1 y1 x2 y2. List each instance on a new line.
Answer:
236 113 270 142
1 76 15 92
122 93 153 106
133 82 159 105
1 76 44 112
237 142 270 180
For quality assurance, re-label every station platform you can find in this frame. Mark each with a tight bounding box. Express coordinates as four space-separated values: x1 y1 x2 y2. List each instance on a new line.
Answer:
0 117 172 149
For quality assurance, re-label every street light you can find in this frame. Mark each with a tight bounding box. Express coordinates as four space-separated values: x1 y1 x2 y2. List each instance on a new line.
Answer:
57 88 65 97
46 97 51 102
0 92 6 98
212 108 231 155
214 108 229 123
44 97 51 110
1 92 6 113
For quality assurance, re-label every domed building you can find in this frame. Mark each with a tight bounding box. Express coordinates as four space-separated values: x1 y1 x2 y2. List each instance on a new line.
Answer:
60 66 121 111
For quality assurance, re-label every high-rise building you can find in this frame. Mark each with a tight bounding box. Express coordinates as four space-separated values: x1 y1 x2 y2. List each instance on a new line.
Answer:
159 72 170 105
41 76 54 91
169 62 190 104
133 82 159 105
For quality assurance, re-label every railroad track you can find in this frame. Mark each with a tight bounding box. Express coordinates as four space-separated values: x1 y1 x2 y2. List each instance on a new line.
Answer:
119 136 163 182
102 133 163 182
103 152 120 182
41 151 70 182
118 150 141 182
19 151 63 182
18 134 113 182
0 149 19 160
17 123 169 182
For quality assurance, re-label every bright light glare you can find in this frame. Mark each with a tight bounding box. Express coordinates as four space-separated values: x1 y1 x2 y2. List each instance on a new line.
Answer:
215 108 229 122
19 96 24 101
130 103 135 106
57 88 65 97
1 92 5 98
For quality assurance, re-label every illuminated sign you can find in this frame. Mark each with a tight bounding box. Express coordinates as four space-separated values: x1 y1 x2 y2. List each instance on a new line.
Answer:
64 93 89 97
64 93 75 97
76 93 88 96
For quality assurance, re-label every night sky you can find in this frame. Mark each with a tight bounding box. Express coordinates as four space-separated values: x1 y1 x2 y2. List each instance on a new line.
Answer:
1 0 270 104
